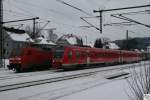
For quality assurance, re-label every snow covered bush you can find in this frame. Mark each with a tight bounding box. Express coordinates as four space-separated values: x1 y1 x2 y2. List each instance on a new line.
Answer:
127 62 150 100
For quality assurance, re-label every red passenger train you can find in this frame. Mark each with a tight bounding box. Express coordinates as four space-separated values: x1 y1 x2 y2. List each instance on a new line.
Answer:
52 46 141 69
8 45 141 72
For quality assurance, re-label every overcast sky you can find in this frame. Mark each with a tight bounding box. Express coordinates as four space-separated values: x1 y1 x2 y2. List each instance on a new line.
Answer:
3 0 150 44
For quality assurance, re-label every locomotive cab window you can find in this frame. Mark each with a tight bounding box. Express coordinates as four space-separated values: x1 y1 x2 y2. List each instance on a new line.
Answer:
54 50 64 59
54 46 65 59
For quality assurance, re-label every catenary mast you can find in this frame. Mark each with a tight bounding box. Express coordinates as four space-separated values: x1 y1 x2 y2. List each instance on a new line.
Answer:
0 0 3 67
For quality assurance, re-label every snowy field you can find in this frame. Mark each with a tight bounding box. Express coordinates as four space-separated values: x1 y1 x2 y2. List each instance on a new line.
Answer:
0 61 149 100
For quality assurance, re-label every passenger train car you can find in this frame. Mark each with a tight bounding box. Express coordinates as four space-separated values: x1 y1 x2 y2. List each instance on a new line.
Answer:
52 46 141 69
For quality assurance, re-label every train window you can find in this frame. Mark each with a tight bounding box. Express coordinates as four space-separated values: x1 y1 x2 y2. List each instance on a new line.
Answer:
76 51 80 58
68 51 72 59
54 49 64 59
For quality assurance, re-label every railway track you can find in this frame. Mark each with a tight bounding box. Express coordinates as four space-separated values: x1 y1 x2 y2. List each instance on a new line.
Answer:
0 62 138 80
0 61 148 92
0 70 57 81
0 61 148 81
0 71 95 92
0 63 149 92
20 73 130 100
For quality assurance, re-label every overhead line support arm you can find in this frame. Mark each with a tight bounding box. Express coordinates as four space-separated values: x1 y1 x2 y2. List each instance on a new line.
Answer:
93 4 150 34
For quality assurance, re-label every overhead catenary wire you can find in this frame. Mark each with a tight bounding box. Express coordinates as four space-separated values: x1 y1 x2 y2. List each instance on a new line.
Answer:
112 10 150 16
55 0 102 32
104 21 137 26
38 18 100 36
5 0 101 34
56 0 93 16
5 0 149 39
80 17 100 31
111 14 150 28
105 20 148 36
13 0 74 18
93 4 150 34
4 10 97 35
3 1 83 30
37 21 50 34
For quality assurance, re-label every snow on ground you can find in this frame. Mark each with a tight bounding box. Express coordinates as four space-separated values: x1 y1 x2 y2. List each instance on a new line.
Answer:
57 79 130 100
0 72 129 100
0 62 142 86
0 61 149 100
0 59 9 74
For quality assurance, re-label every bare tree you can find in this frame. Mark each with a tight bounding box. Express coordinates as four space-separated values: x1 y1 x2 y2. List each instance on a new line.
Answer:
47 29 58 43
127 62 150 100
25 25 41 39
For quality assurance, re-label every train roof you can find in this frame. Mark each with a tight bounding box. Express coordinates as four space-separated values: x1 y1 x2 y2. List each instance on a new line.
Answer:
54 45 140 54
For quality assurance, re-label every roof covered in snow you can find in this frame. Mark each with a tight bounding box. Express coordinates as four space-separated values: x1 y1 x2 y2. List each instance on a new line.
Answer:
56 34 83 46
35 37 56 45
108 43 120 49
7 32 33 42
66 37 77 45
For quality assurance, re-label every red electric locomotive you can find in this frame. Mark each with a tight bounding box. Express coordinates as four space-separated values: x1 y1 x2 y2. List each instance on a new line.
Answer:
7 44 53 72
52 46 141 69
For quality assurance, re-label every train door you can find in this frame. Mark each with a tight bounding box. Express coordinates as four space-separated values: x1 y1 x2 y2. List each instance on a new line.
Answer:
68 50 73 63
72 50 77 64
86 50 90 66
75 50 81 65
69 49 79 65
119 51 123 63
